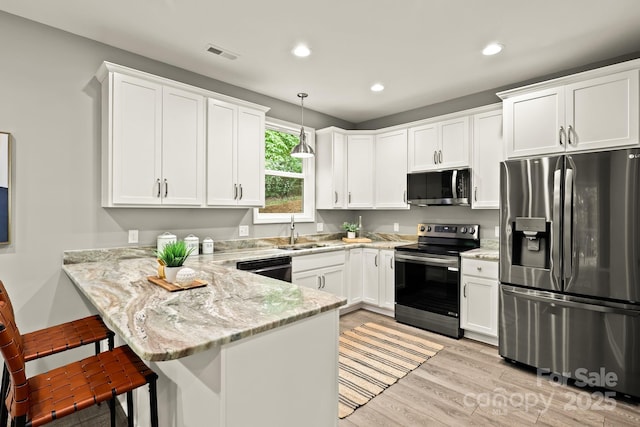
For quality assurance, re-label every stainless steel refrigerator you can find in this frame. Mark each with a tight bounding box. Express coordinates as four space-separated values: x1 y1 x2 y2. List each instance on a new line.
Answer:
499 148 640 397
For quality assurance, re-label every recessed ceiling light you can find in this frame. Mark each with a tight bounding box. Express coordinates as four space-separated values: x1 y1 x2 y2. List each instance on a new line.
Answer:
482 43 504 56
292 44 311 58
371 83 385 92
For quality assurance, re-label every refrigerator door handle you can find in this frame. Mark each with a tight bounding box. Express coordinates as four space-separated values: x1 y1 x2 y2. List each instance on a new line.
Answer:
502 287 640 317
552 169 562 283
564 167 574 280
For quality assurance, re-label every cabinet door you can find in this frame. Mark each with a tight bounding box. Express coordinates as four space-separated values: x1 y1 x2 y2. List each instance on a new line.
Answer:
362 249 379 305
379 250 395 310
111 73 162 205
207 99 237 206
375 130 408 208
332 133 347 208
292 270 322 290
461 275 498 337
504 87 565 158
322 266 345 298
472 109 503 209
439 116 470 168
346 135 374 208
348 249 363 305
161 86 205 205
565 70 639 152
408 123 439 172
236 107 265 207
315 131 346 209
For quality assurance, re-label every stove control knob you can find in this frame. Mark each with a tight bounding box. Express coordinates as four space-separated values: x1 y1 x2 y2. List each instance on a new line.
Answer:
419 225 426 232
469 228 475 234
460 227 467 234
427 226 432 232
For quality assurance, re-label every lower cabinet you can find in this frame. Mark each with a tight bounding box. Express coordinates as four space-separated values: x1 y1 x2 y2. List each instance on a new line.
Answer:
460 258 499 345
292 251 346 298
354 248 395 315
347 249 363 305
362 249 380 305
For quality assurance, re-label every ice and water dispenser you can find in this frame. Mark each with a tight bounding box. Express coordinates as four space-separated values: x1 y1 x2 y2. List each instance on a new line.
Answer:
511 217 551 269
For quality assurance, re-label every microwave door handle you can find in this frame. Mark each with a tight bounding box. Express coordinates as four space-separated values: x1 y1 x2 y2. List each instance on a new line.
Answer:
564 166 574 280
552 169 562 283
451 170 458 199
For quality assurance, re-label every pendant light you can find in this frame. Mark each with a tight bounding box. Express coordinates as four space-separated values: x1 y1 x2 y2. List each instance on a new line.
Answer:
290 92 315 158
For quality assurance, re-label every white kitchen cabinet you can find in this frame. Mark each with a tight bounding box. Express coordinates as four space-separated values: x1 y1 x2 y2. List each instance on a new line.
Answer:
346 134 375 208
362 248 380 305
502 68 639 158
408 116 469 172
375 129 408 208
292 251 346 298
378 250 395 310
471 107 503 209
207 99 265 207
103 72 205 206
316 128 347 209
460 258 499 346
347 248 363 305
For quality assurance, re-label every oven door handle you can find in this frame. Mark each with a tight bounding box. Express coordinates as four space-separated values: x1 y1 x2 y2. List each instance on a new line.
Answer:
247 264 291 275
395 253 458 268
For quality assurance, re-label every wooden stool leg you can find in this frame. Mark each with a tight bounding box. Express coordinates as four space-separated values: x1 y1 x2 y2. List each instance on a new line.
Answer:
0 364 8 427
127 391 134 427
149 379 159 427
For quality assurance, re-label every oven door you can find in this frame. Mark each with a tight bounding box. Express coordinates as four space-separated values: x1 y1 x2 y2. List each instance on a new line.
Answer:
395 252 460 317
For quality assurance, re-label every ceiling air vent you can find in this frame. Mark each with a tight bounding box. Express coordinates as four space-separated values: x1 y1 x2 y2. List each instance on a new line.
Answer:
206 44 238 60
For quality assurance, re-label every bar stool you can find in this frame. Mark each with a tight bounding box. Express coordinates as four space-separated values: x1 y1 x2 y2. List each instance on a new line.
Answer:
0 300 159 427
0 281 114 427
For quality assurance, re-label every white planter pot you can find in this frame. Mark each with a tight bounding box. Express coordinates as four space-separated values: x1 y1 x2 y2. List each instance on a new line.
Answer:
164 266 182 283
347 231 356 239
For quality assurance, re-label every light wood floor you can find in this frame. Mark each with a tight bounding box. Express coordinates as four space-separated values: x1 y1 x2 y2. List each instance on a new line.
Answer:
340 309 640 427
41 309 640 426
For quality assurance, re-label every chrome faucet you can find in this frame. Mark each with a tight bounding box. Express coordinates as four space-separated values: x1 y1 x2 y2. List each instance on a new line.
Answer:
290 214 297 245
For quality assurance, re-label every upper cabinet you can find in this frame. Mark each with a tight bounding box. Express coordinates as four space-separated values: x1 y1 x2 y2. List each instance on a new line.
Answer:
346 134 375 208
375 129 408 208
500 65 639 158
316 129 347 209
102 71 205 207
408 116 470 172
471 106 503 209
207 99 265 207
96 62 269 208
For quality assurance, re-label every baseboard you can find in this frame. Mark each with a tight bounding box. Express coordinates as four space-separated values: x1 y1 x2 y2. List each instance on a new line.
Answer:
339 302 394 318
463 329 498 346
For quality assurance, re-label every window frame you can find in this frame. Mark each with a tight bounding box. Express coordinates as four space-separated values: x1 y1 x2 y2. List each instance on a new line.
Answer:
253 117 315 224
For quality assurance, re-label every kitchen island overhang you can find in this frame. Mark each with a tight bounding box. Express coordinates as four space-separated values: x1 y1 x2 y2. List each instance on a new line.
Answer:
63 252 345 427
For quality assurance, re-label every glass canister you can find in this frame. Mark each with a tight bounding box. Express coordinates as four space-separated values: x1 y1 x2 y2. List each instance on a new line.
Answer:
184 234 199 256
156 232 177 253
202 237 214 255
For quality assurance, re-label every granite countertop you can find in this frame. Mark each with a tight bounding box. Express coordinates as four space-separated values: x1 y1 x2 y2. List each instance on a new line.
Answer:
461 239 499 261
63 257 346 362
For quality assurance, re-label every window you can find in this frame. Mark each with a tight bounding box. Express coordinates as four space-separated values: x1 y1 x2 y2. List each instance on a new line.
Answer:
253 118 315 224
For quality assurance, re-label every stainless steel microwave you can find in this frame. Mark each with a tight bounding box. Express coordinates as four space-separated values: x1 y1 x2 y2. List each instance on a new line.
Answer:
406 169 471 206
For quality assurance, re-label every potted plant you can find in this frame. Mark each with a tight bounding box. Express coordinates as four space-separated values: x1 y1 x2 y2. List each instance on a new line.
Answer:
342 222 359 239
155 240 194 283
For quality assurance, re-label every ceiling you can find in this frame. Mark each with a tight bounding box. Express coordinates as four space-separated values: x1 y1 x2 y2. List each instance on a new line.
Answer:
2 0 640 124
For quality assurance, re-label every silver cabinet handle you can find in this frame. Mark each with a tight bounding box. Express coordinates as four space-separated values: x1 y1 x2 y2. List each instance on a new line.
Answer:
164 178 168 197
464 283 467 298
334 191 338 204
374 254 378 267
234 184 238 200
403 190 407 204
567 125 573 145
322 276 326 289
433 151 437 164
390 257 393 269
474 186 478 202
348 192 352 203
156 179 161 198
438 150 443 163
476 266 482 272
239 184 243 200
559 126 565 145
317 276 322 289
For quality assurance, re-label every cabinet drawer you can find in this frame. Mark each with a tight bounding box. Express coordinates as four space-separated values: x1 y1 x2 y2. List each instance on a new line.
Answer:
292 250 346 273
462 258 498 279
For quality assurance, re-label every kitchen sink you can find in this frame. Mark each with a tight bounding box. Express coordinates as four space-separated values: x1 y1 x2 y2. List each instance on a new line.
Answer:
277 243 324 250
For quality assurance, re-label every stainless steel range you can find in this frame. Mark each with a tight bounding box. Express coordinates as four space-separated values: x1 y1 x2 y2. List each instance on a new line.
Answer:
394 223 480 338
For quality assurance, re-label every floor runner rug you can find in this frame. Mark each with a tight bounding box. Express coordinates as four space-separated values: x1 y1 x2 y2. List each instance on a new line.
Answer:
338 322 444 419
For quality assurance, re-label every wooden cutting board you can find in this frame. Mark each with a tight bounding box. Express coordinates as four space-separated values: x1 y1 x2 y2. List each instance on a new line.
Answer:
342 237 372 243
147 276 207 292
